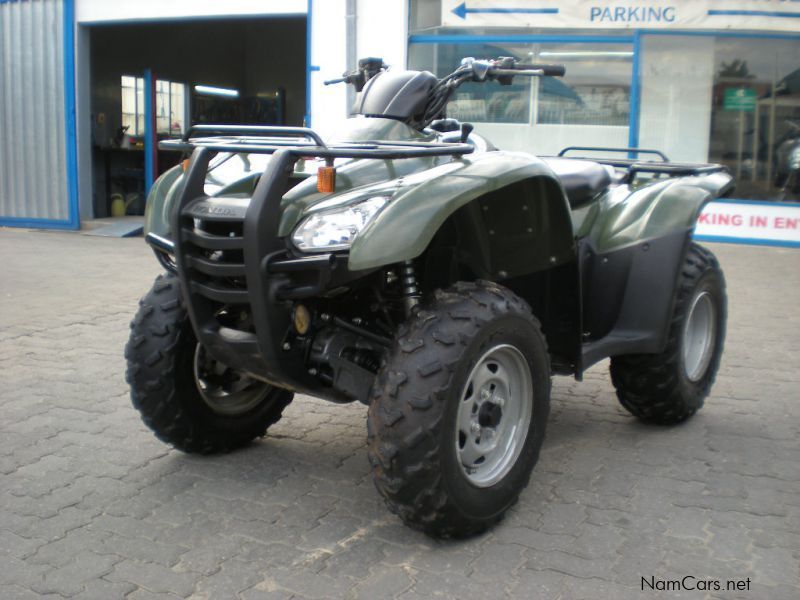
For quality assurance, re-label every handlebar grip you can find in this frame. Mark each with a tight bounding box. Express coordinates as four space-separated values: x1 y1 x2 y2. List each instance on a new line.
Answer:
517 63 566 77
324 77 348 86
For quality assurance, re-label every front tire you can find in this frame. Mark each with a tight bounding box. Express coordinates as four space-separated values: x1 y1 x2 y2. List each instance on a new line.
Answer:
610 243 726 424
125 273 293 454
368 281 551 538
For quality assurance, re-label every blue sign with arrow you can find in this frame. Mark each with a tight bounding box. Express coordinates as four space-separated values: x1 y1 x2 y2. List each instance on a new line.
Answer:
451 2 559 19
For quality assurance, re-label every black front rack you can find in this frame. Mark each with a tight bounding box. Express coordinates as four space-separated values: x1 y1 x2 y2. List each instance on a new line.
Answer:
557 145 730 183
165 124 474 393
160 124 475 160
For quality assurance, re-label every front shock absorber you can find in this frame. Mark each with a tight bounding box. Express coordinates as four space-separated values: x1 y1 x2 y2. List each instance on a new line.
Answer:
400 260 421 315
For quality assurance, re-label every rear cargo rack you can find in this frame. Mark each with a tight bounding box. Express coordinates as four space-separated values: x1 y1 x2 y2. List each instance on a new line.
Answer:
556 145 730 183
160 124 474 160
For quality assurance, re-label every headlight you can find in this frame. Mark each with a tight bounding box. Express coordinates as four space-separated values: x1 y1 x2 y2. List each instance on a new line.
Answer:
292 196 389 252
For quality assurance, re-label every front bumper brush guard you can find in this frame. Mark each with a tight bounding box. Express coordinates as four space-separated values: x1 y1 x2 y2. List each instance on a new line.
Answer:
162 125 474 393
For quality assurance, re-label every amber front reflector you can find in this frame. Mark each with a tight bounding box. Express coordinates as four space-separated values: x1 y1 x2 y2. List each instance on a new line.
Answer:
181 159 190 172
317 166 336 193
293 304 311 335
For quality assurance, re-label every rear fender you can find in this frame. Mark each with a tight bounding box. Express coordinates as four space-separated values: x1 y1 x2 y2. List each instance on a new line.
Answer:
579 169 734 370
347 152 575 272
590 171 734 252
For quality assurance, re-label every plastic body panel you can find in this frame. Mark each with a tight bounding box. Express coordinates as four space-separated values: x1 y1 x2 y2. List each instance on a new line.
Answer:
580 171 734 252
145 114 735 386
574 169 734 371
354 70 438 120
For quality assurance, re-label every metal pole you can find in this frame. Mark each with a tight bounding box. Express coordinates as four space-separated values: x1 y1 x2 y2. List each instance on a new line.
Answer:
143 68 156 196
752 100 759 183
766 56 778 188
736 108 744 180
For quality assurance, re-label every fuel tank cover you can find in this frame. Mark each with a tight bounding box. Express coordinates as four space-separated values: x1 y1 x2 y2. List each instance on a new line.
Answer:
353 70 438 120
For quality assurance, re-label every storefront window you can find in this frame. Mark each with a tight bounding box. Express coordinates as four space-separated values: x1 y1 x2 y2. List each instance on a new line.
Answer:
712 38 800 201
536 48 631 127
409 43 631 127
640 36 800 201
408 41 632 153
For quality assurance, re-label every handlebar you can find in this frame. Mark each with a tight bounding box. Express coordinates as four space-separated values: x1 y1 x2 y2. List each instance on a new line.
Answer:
323 55 566 129
511 63 566 77
459 57 565 85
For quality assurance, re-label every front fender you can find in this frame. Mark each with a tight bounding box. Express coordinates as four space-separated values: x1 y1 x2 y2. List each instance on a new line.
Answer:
347 152 568 271
143 165 185 240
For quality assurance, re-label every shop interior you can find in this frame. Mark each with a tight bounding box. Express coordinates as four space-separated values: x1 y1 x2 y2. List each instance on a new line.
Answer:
88 17 306 219
709 38 800 201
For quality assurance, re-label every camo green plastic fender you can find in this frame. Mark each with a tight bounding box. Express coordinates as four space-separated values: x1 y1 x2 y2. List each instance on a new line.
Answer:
338 152 571 272
144 165 184 239
585 171 734 252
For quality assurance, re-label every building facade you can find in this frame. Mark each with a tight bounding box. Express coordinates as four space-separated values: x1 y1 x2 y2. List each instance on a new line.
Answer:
409 0 800 204
1 0 799 233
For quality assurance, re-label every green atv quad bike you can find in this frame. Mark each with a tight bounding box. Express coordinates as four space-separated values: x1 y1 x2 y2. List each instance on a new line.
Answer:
126 57 731 538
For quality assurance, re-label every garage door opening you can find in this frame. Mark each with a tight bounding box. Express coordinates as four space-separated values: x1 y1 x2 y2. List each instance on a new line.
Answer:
87 17 306 220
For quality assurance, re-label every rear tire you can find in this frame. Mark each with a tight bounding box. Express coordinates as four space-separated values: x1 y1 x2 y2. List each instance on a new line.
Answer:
125 272 293 453
368 281 551 538
610 243 726 424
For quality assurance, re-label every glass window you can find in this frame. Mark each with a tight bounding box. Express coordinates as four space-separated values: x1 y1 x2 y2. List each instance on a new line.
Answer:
120 76 186 137
536 48 632 127
408 42 631 127
711 38 800 200
640 36 800 200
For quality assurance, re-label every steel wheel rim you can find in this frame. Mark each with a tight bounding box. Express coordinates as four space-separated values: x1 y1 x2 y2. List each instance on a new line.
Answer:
455 344 534 488
682 291 716 382
193 345 270 415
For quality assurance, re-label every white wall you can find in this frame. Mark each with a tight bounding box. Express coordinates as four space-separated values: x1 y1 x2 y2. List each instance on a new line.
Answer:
308 0 348 133
76 0 306 23
356 0 407 70
309 0 408 134
639 36 715 163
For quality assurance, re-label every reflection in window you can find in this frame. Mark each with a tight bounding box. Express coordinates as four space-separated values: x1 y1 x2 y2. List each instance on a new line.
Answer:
410 43 632 127
447 78 532 123
709 38 800 200
536 49 632 126
429 43 533 124
120 76 185 137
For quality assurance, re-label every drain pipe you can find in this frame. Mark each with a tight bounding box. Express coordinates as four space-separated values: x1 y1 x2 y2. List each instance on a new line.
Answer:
345 0 357 111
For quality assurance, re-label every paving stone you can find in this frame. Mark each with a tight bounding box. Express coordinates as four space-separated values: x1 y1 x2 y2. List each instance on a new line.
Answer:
349 566 413 599
106 559 199 597
468 542 526 582
190 558 265 600
0 231 798 598
34 551 119 596
78 577 138 600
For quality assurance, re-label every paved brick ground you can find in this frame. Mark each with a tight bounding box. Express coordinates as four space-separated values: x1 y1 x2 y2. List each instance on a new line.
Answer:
1 228 798 599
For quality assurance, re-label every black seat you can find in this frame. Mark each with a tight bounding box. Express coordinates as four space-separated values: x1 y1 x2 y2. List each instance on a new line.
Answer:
541 157 612 208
